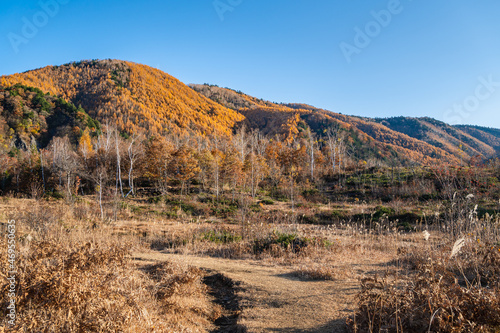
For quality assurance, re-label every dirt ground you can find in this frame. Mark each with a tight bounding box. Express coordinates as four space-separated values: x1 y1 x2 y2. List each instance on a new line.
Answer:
134 251 366 333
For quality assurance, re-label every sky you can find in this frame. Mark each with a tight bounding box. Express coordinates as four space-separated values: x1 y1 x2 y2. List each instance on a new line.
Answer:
1 0 499 128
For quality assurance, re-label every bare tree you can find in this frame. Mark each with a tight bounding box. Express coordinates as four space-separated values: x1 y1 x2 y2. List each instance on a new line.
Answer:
234 125 247 163
96 120 114 155
326 126 348 185
326 127 339 174
50 136 79 198
306 128 316 180
114 129 124 197
210 133 226 200
125 133 144 197
251 129 267 156
88 128 114 220
246 130 268 198
91 162 108 220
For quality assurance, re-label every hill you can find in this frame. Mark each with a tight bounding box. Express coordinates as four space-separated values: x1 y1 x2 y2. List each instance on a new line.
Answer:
454 125 500 154
374 117 496 160
190 84 473 165
2 61 499 166
1 60 244 137
282 104 500 164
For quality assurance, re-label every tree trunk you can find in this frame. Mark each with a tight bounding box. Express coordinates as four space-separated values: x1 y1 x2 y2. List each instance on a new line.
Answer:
128 161 134 195
41 150 46 194
251 156 256 198
98 178 104 220
116 136 124 197
67 172 71 197
215 161 220 200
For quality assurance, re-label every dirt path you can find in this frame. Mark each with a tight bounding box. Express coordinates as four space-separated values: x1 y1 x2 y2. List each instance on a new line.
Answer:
134 251 359 332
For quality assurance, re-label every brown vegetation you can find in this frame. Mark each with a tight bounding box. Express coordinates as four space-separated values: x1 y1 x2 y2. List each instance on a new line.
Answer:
1 60 500 332
0 200 221 332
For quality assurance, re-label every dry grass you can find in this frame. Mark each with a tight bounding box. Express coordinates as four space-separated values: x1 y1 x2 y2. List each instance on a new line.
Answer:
2 195 499 332
142 219 402 286
292 263 338 280
349 237 500 333
346 196 500 333
0 199 221 332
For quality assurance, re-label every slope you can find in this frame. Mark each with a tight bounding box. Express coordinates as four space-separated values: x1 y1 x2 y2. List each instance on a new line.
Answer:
2 61 497 166
191 84 464 165
455 125 500 154
1 60 244 137
0 84 98 152
375 117 496 160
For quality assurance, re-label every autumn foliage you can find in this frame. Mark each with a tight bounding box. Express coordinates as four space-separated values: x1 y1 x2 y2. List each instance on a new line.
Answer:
1 58 500 191
1 60 244 137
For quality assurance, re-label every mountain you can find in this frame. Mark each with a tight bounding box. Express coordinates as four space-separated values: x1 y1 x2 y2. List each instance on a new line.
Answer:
454 125 500 154
0 60 244 137
374 117 497 160
278 105 500 163
2 60 499 166
190 84 477 165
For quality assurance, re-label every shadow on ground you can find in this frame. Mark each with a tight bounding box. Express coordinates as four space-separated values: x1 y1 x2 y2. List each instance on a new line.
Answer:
264 318 348 333
203 271 247 333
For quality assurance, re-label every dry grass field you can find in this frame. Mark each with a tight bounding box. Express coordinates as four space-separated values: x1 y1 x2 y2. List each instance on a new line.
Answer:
1 193 499 332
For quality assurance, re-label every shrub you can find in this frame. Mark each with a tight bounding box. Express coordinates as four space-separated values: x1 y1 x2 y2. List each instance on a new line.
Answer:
253 231 308 255
373 205 395 221
349 244 500 333
0 239 220 332
269 188 289 202
259 198 274 205
210 197 239 217
148 195 163 204
202 230 242 244
164 196 207 216
48 190 64 200
302 188 326 203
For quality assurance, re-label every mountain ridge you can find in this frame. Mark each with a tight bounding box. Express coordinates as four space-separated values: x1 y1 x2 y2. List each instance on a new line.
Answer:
190 84 500 164
1 60 244 137
1 59 499 166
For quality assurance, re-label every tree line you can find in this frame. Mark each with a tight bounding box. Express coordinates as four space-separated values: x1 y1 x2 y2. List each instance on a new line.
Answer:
0 122 351 214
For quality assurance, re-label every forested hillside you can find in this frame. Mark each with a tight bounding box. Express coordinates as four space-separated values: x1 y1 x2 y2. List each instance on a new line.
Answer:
455 125 500 153
1 60 244 137
190 84 494 165
375 117 496 159
1 60 498 170
0 84 98 152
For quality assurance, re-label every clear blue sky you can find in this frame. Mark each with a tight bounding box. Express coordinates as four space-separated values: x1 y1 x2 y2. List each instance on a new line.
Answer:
1 0 499 128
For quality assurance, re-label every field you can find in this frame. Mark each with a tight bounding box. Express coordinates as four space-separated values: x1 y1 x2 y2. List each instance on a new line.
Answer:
1 165 500 332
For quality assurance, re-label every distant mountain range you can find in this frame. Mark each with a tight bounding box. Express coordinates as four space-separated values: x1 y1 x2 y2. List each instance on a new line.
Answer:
190 84 500 164
1 59 499 165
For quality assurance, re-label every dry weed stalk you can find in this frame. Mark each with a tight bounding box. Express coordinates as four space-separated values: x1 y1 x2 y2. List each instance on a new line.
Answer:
349 240 500 333
0 199 222 332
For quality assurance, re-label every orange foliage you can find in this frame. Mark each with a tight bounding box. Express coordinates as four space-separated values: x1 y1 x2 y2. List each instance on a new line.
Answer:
1 60 244 138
